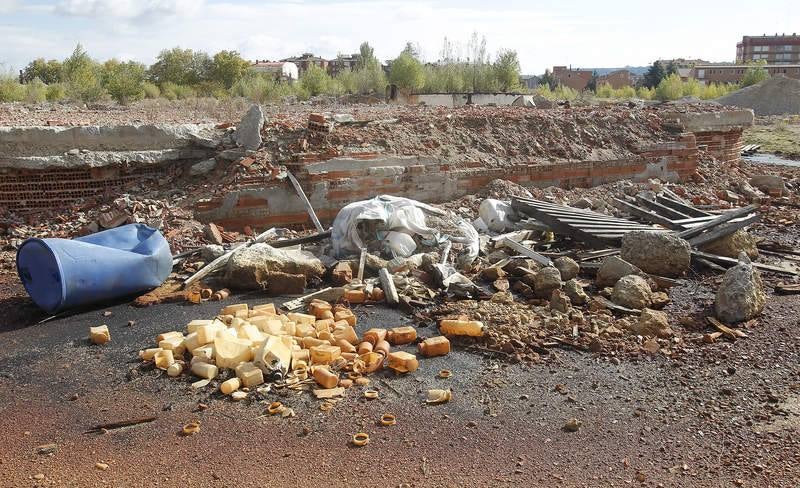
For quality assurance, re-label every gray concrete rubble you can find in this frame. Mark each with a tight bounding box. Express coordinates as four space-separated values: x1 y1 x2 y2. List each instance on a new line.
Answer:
0 124 223 169
233 104 264 150
620 231 692 278
224 243 325 292
715 253 766 323
596 256 643 288
553 256 580 281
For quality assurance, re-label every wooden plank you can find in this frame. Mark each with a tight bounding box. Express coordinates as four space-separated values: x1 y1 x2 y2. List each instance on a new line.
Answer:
635 195 691 220
655 195 710 217
687 214 760 247
286 171 325 233
612 198 680 229
677 205 759 240
691 250 799 276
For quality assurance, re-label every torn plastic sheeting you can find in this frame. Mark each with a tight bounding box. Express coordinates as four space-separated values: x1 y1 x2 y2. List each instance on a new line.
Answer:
479 199 517 233
330 195 479 265
16 224 172 313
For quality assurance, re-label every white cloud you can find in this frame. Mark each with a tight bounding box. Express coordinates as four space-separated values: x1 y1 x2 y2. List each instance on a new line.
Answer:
54 0 204 20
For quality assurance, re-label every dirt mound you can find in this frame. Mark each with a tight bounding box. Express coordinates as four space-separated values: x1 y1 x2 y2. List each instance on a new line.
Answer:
717 75 800 115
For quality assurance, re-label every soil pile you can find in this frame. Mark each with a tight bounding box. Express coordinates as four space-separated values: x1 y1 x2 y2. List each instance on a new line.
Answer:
717 75 800 115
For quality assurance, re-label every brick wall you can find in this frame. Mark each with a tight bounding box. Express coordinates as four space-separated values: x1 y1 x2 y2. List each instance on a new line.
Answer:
693 129 743 164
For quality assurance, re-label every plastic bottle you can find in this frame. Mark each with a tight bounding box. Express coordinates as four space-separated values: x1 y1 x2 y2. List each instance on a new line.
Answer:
439 319 485 337
418 336 451 357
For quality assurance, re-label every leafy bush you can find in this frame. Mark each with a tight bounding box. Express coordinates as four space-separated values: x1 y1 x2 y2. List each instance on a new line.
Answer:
741 63 769 87
62 44 105 102
0 76 25 102
636 86 655 100
46 83 67 101
595 82 615 98
142 82 160 99
681 78 702 98
102 60 146 104
534 83 578 101
655 73 683 101
25 78 48 103
300 64 334 96
388 53 425 91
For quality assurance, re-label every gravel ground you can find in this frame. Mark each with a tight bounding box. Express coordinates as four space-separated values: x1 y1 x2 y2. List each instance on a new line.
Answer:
0 286 798 487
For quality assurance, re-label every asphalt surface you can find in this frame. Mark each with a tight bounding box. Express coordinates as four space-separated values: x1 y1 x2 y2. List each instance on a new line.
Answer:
0 288 799 487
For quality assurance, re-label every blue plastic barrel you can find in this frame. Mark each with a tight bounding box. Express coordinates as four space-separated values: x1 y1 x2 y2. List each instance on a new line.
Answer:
16 224 172 313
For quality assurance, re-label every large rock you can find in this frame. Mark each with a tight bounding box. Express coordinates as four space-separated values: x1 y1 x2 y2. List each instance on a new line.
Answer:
620 231 691 278
715 253 766 323
611 275 652 309
233 104 264 150
564 278 589 305
533 266 563 298
189 158 217 176
553 256 580 281
628 308 673 338
550 289 571 313
225 243 325 292
749 174 788 196
700 229 758 259
596 256 642 287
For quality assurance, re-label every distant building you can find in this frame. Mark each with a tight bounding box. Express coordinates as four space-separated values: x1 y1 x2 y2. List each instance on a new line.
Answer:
280 53 328 75
691 64 800 84
657 58 711 69
552 66 593 91
737 34 800 64
328 53 362 76
519 75 540 90
251 61 299 81
597 69 633 89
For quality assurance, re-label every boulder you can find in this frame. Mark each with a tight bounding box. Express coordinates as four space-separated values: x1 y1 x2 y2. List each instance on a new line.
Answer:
596 256 642 287
533 266 563 298
233 104 264 150
700 229 758 259
628 308 673 338
225 243 325 292
550 289 571 313
749 174 788 196
553 256 580 281
564 278 589 305
611 275 652 309
189 158 217 176
620 231 691 278
715 253 766 323
200 244 225 261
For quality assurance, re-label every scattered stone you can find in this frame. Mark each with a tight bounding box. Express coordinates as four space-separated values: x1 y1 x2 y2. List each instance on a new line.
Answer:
95 462 109 471
189 158 217 176
620 231 691 278
641 338 660 354
596 256 642 287
629 308 673 338
750 174 789 196
553 256 580 281
563 278 589 305
533 266 563 298
650 291 671 308
234 104 265 150
33 473 45 480
550 289 571 313
224 243 325 291
563 418 582 432
611 275 652 309
200 244 225 261
330 261 353 285
700 229 758 259
715 253 766 323
35 444 57 455
204 223 224 245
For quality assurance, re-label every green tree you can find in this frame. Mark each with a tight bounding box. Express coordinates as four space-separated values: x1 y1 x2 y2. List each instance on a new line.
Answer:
643 60 666 88
211 50 250 88
539 69 556 90
148 47 212 86
741 61 769 87
389 52 425 91
357 42 378 69
102 59 146 104
655 73 684 101
62 44 104 102
493 49 522 92
666 60 678 76
22 58 62 84
587 70 599 92
299 64 332 96
401 42 421 60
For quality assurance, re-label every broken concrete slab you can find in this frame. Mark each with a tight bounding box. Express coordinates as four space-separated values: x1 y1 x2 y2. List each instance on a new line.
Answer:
233 104 264 151
715 253 766 323
621 231 691 278
224 243 325 291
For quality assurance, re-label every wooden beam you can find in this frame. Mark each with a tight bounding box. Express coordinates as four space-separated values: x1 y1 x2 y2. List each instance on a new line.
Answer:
635 195 691 220
612 198 679 229
687 214 760 247
691 250 799 276
655 195 710 217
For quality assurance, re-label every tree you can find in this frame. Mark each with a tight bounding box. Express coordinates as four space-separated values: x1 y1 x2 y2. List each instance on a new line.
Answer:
493 49 522 92
102 59 146 104
299 64 332 96
741 61 769 87
62 44 104 101
539 69 556 90
211 50 250 88
643 60 666 88
666 60 678 76
357 42 378 69
587 70 599 92
22 58 62 84
148 47 212 86
401 42 421 60
389 52 425 91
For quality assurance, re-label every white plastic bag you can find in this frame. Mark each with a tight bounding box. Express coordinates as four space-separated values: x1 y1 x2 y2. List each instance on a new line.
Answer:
479 199 516 233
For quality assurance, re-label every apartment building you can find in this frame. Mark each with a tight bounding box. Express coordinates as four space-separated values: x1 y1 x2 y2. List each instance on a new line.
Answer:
691 64 800 84
736 34 800 64
552 66 593 91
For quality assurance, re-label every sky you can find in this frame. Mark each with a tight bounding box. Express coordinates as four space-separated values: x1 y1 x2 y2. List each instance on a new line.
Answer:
1 0 799 74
